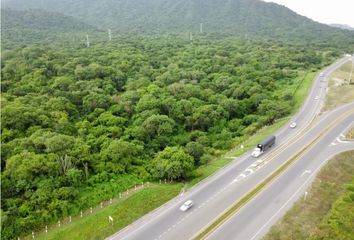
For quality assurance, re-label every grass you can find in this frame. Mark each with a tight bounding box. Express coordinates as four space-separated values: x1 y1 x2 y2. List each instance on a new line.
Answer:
323 61 354 111
26 183 182 240
27 70 318 239
346 127 354 139
263 150 354 240
312 176 354 239
293 71 317 111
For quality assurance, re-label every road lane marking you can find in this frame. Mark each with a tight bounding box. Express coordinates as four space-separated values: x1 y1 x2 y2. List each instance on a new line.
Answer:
300 169 312 177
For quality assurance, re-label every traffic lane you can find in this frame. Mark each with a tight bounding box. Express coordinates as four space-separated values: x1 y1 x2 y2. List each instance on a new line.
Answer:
206 114 354 240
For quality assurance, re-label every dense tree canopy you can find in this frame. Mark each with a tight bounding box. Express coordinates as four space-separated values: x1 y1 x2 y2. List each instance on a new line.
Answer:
0 37 342 239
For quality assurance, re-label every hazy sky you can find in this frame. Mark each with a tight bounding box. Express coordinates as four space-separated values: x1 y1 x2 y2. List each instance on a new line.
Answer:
264 0 354 27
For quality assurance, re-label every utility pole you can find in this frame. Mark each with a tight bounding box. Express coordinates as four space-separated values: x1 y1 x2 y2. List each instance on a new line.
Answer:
189 32 193 41
349 57 354 85
200 23 203 33
86 34 90 47
108 29 112 41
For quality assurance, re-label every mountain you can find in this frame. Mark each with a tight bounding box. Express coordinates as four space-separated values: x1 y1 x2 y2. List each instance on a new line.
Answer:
330 24 354 31
1 8 99 45
3 0 354 42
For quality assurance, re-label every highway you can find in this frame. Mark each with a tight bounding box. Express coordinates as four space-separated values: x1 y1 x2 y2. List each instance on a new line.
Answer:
108 56 353 240
206 111 354 240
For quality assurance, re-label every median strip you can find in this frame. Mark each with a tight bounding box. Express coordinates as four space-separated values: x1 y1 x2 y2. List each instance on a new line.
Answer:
193 109 354 240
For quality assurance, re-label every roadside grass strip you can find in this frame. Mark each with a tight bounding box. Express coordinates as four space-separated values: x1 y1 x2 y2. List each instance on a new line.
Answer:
24 184 182 240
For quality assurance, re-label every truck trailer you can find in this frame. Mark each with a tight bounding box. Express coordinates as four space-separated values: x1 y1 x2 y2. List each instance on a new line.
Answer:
251 135 276 157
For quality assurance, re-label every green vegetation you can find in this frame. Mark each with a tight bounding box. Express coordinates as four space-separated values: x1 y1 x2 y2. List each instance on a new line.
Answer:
24 183 182 240
346 128 354 139
292 71 317 110
2 0 354 238
4 0 354 46
263 150 354 240
1 36 339 239
323 61 354 111
1 9 99 46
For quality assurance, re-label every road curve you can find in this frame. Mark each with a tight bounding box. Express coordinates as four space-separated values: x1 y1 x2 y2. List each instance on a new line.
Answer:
108 57 353 240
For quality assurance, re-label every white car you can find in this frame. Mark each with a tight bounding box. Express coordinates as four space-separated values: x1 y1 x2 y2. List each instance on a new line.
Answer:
290 122 297 128
180 200 193 212
320 72 324 77
314 96 319 100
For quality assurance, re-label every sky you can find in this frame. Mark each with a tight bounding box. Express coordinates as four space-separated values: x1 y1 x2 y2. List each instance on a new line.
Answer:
264 0 354 27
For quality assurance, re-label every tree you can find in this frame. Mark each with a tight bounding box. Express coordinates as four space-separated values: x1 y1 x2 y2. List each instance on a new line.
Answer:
151 146 194 180
187 104 227 131
185 142 204 164
142 114 175 138
101 139 143 173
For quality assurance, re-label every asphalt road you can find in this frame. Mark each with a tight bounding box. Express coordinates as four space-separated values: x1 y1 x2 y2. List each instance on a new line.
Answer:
108 56 353 240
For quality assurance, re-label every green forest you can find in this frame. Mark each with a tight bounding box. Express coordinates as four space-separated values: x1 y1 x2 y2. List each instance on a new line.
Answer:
1 36 342 239
2 1 354 238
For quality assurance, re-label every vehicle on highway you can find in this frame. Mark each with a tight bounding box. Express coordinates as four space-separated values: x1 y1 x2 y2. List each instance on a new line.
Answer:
320 72 324 77
180 200 193 212
314 96 319 100
290 122 297 128
251 135 276 158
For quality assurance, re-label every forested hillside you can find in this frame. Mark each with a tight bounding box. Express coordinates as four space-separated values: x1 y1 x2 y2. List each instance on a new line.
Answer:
0 37 339 239
1 9 99 45
4 0 354 43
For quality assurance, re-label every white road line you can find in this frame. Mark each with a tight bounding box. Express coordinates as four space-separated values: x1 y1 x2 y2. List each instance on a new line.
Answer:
300 170 312 177
249 177 313 240
248 148 343 240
